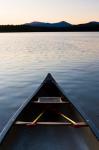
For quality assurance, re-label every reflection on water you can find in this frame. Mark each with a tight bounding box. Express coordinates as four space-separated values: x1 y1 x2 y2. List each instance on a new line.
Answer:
0 32 99 133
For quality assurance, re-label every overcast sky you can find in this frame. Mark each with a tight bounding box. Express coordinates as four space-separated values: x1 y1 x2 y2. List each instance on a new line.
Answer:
0 0 99 24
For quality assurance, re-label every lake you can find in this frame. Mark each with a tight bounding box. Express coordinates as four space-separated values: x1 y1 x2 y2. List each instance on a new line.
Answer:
0 32 99 135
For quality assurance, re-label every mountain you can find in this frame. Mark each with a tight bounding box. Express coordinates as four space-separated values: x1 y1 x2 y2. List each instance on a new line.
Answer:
88 21 99 25
71 21 99 31
78 21 99 26
24 21 72 28
0 21 99 32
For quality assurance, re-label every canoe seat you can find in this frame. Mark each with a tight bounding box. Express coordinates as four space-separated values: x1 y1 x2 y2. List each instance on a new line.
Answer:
34 97 68 103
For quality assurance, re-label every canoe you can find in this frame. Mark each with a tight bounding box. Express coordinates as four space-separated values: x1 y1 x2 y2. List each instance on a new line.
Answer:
0 73 99 150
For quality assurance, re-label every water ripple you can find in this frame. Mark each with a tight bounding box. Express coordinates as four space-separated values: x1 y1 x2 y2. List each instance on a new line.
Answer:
0 32 99 132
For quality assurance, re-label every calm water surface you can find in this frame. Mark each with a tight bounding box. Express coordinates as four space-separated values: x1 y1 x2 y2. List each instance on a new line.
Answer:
0 32 99 133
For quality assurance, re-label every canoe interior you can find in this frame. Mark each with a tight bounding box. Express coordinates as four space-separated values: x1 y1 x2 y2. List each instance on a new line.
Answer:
1 102 99 150
32 77 67 102
1 125 99 150
0 74 99 150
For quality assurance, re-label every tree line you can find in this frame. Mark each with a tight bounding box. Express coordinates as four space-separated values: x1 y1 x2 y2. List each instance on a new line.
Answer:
0 24 98 32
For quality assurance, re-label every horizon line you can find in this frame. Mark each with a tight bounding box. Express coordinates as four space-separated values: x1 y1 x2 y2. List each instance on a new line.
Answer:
0 20 99 26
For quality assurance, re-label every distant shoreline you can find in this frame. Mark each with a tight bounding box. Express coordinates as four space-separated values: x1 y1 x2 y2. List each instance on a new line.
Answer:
0 31 98 33
0 21 99 32
0 27 98 32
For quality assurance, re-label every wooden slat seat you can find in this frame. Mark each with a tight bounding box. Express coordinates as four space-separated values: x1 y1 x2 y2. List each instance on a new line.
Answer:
34 97 69 103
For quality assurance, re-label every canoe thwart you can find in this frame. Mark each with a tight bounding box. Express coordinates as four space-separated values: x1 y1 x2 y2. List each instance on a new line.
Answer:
15 111 88 127
15 121 71 125
15 121 88 127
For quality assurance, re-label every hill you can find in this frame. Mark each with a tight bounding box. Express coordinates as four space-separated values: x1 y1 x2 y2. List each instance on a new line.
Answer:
0 21 98 32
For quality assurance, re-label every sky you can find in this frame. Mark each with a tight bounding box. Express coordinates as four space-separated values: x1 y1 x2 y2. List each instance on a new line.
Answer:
0 0 99 25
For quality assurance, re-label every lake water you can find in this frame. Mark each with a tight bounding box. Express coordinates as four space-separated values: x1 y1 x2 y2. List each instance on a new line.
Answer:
0 32 99 135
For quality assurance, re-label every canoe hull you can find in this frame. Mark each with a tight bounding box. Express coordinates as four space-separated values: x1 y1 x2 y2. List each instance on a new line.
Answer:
0 73 99 149
1 125 99 150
